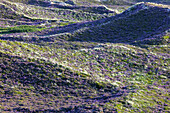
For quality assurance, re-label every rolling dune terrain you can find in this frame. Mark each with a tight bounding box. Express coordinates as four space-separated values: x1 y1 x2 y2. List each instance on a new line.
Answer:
0 0 170 112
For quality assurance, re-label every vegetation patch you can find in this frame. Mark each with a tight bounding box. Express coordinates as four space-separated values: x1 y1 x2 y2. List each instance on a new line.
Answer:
0 25 46 34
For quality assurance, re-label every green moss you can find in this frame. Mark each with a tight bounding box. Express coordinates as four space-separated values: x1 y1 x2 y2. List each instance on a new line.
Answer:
15 91 23 95
163 35 169 39
0 25 46 34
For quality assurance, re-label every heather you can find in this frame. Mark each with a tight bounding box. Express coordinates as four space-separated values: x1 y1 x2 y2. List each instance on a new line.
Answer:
0 0 170 112
0 0 114 23
68 3 169 44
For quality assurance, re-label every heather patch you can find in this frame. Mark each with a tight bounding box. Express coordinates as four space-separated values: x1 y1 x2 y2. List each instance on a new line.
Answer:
0 52 120 112
0 0 113 23
0 39 169 112
68 4 169 44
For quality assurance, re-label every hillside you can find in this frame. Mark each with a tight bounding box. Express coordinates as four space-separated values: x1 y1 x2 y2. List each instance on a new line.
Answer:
0 0 115 27
76 0 170 5
1 2 168 45
67 2 169 44
6 0 170 5
0 1 170 113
